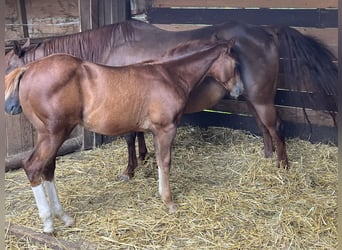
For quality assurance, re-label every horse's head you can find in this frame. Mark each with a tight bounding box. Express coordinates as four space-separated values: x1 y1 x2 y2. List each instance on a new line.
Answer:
5 39 30 75
209 38 244 98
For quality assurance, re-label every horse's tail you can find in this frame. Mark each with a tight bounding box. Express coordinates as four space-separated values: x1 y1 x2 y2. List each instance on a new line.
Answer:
275 26 337 125
5 67 27 115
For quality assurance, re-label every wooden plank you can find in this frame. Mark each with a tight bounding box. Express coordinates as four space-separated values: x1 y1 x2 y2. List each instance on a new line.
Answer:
5 136 83 171
152 0 338 9
275 90 336 112
224 89 337 112
211 99 336 127
181 111 337 144
6 222 98 249
147 8 338 28
79 0 91 31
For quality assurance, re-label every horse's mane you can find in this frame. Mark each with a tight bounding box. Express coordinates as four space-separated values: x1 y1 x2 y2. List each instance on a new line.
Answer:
37 20 144 63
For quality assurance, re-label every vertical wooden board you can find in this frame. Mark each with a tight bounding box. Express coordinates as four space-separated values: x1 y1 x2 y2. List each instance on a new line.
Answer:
5 114 34 156
103 0 112 25
6 115 21 156
79 0 91 30
17 0 29 37
91 0 100 29
19 114 34 152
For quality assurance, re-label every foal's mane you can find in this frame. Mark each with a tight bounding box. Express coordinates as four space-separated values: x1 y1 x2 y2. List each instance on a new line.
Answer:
25 20 144 63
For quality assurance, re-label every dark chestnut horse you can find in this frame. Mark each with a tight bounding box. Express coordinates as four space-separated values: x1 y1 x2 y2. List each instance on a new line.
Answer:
5 39 241 233
5 19 337 175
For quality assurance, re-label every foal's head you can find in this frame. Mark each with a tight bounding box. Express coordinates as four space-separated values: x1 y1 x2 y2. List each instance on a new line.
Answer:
209 39 244 98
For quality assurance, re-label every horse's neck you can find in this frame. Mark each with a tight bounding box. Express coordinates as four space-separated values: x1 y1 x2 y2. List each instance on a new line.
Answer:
23 44 45 64
165 49 220 93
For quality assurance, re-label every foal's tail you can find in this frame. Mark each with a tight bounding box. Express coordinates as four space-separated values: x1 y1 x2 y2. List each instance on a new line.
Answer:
5 67 27 115
275 26 337 125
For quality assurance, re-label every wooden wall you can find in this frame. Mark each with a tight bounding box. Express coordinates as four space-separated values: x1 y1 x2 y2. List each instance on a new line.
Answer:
147 0 338 144
5 0 79 40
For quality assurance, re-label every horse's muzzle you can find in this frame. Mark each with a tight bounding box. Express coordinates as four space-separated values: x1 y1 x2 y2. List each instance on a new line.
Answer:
229 81 244 98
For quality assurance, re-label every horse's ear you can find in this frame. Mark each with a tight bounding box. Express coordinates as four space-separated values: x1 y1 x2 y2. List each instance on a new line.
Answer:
13 41 22 57
13 39 30 57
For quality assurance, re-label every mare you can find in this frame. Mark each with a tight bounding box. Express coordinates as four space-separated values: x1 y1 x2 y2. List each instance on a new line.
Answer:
5 39 241 233
5 19 338 176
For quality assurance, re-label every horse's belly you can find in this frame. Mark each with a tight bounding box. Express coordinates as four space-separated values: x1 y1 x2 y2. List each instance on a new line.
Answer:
82 113 141 136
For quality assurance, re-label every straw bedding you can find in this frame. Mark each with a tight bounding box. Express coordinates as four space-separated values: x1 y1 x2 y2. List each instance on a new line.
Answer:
5 126 337 249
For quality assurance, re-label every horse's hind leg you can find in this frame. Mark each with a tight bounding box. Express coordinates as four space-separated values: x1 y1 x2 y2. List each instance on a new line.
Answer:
43 178 75 227
137 132 148 160
121 132 138 180
24 131 73 233
121 132 148 180
252 103 288 168
246 101 274 157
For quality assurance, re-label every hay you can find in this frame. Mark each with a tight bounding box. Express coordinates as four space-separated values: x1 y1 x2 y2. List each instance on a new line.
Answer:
5 126 337 249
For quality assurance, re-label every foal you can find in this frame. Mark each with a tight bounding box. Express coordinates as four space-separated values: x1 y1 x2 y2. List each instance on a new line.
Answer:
5 39 243 233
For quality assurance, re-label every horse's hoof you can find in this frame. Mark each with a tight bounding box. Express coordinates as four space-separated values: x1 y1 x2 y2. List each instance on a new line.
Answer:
43 225 54 234
118 174 130 181
264 151 273 158
168 203 177 214
43 231 56 237
277 160 289 170
138 154 147 161
42 218 54 234
62 215 75 227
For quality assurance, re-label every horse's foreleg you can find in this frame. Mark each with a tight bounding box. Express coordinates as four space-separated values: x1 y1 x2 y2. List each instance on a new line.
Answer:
121 132 138 180
153 124 177 214
44 180 74 227
137 132 148 160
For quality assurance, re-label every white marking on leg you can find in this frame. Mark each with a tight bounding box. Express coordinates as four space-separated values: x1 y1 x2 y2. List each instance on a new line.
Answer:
44 180 75 227
158 167 163 196
32 184 54 233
